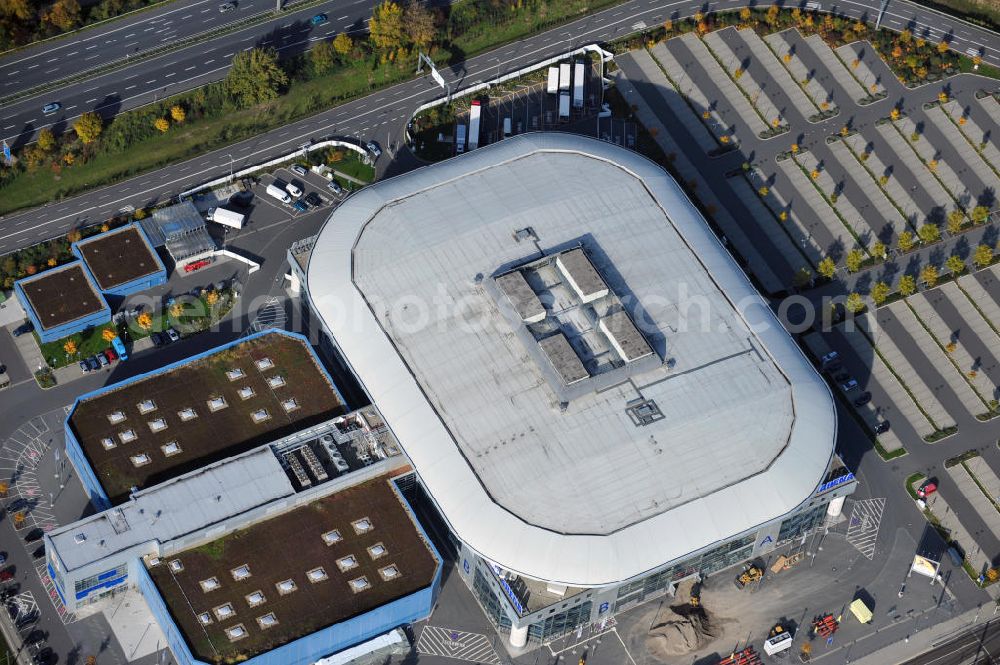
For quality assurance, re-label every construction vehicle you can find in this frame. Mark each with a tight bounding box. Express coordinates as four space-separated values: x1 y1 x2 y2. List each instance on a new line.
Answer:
690 578 702 607
764 623 794 656
717 646 762 665
735 564 763 589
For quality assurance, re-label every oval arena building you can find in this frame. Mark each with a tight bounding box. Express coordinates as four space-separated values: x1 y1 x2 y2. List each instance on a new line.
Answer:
304 133 855 647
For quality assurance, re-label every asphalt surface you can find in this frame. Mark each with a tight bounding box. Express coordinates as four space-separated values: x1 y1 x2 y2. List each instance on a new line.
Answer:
902 618 1000 665
2 0 1000 147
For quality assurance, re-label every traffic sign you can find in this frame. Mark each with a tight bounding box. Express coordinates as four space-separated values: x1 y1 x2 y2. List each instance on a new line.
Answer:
2 139 10 164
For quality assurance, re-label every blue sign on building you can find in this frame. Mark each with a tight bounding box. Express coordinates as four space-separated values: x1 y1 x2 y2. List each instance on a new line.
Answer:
599 602 609 614
817 472 855 494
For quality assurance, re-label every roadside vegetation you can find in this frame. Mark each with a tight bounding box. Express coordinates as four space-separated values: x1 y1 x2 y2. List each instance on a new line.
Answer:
0 0 619 216
0 0 174 52
0 220 130 289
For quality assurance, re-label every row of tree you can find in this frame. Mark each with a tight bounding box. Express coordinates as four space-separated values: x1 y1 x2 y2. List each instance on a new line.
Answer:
0 0 168 51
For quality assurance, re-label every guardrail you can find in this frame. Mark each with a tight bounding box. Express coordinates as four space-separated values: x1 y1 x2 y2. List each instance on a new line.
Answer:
178 138 369 199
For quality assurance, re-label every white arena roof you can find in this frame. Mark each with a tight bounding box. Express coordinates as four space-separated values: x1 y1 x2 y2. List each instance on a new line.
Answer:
307 133 835 586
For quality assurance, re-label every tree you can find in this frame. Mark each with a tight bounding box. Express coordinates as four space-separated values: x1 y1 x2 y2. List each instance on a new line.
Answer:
739 6 751 21
44 0 81 31
890 108 900 121
898 230 915 252
920 264 939 288
67 228 82 243
224 48 287 109
169 303 184 318
405 1 437 48
136 312 152 330
918 223 940 244
818 256 837 279
937 40 949 54
369 1 405 51
332 32 353 57
845 292 865 313
206 290 220 306
945 341 957 353
845 248 864 273
0 0 34 20
170 105 186 123
311 39 338 74
758 186 769 197
872 241 887 259
73 112 103 144
133 207 147 220
988 568 999 583
973 244 993 268
898 274 916 296
102 328 117 342
37 128 56 152
970 205 989 224
793 267 813 289
945 254 965 275
947 209 965 235
154 117 170 133
871 281 890 306
63 339 77 355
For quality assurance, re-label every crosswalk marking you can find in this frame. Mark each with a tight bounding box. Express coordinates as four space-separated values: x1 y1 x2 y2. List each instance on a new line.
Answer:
248 296 286 333
416 626 501 664
846 498 885 560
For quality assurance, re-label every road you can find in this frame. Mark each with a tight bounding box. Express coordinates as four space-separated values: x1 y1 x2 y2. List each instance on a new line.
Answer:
2 0 1000 148
903 618 1000 665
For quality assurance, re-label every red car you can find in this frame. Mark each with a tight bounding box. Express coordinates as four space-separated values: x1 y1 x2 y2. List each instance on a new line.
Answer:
0 569 13 583
104 348 117 363
917 481 937 498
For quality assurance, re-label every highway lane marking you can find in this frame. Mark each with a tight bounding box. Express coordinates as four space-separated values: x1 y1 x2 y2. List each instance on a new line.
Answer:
85 54 100 60
46 57 57 63
27 64 37 69
125 85 136 90
337 14 348 19
66 51 78 56
204 59 215 65
146 79 156 84
124 32 136 38
3 125 12 130
165 72 176 77
6 70 17 75
85 45 98 49
185 66 197 71
44 68 58 74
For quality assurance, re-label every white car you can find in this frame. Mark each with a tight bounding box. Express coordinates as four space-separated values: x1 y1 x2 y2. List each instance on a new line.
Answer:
166 328 180 343
286 182 303 198
366 141 382 159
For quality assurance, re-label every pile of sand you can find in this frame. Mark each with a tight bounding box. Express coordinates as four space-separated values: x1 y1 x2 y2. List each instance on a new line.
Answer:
645 603 718 658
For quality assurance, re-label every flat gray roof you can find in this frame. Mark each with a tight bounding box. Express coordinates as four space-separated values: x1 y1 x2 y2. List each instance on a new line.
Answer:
539 333 589 385
495 271 545 322
307 134 836 585
600 311 653 362
556 248 607 299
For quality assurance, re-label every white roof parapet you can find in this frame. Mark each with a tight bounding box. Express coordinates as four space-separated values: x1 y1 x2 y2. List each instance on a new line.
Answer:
495 271 546 324
599 311 653 363
306 134 836 586
555 248 608 303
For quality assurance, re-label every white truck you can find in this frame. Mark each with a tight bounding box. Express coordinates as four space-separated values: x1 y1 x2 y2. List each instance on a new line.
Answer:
468 99 482 151
558 62 571 92
558 93 570 121
546 66 559 94
266 183 291 204
207 207 245 229
456 123 467 154
572 60 585 109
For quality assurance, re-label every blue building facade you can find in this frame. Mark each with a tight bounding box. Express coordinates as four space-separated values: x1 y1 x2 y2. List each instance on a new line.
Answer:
14 261 111 343
73 222 167 297
64 329 346 510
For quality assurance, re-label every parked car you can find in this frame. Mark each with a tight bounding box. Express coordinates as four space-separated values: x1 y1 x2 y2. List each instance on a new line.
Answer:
24 528 44 543
874 420 890 434
310 12 327 25
95 353 109 368
286 181 303 198
304 192 322 208
85 355 100 371
290 164 308 177
0 569 13 583
165 328 180 343
218 1 236 11
41 102 61 115
947 546 964 566
917 481 937 498
31 646 52 665
150 332 166 347
11 321 33 337
31 545 44 560
853 392 872 407
292 200 308 213
366 140 382 159
841 379 859 392
104 348 118 363
79 360 90 373
327 180 343 195
5 498 27 514
820 351 839 366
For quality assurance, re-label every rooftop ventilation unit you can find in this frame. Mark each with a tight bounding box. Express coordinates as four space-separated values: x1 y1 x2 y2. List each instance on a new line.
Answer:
198 612 212 625
74 533 87 544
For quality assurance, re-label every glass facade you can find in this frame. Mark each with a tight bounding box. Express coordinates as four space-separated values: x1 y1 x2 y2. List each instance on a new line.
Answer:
778 504 828 544
74 563 128 603
528 601 592 643
472 568 512 632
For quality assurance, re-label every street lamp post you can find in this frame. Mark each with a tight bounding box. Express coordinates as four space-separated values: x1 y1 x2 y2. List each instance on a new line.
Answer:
227 154 234 182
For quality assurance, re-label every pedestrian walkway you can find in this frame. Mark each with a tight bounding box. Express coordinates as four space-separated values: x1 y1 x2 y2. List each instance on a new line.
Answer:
416 626 502 664
846 497 885 559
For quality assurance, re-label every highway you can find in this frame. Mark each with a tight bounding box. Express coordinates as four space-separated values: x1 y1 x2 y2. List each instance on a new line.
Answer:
2 0 1000 147
0 0 999 254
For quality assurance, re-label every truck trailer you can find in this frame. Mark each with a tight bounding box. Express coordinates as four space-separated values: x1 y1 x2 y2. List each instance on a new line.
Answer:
558 63 571 92
546 67 559 94
558 93 570 121
456 123 467 154
468 99 482 151
207 207 245 229
572 60 585 109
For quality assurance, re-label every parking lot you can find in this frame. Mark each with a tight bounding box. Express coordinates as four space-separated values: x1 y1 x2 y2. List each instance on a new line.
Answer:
613 21 1000 605
253 165 343 219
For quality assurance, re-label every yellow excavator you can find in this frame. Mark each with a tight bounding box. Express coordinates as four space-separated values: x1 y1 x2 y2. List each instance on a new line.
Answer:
735 564 763 589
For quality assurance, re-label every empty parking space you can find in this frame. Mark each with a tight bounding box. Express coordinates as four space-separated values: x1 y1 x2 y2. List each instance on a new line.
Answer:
794 151 870 242
942 100 1000 175
841 133 927 228
893 116 978 210
945 462 1000 553
977 94 1000 133
883 302 982 421
627 49 719 152
726 175 810 275
803 33 867 102
923 489 992 575
835 43 885 98
827 140 908 241
873 126 952 224
668 34 769 138
729 27 817 120
960 266 1000 328
703 30 788 131
772 159 848 258
765 30 836 114
924 106 1000 200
